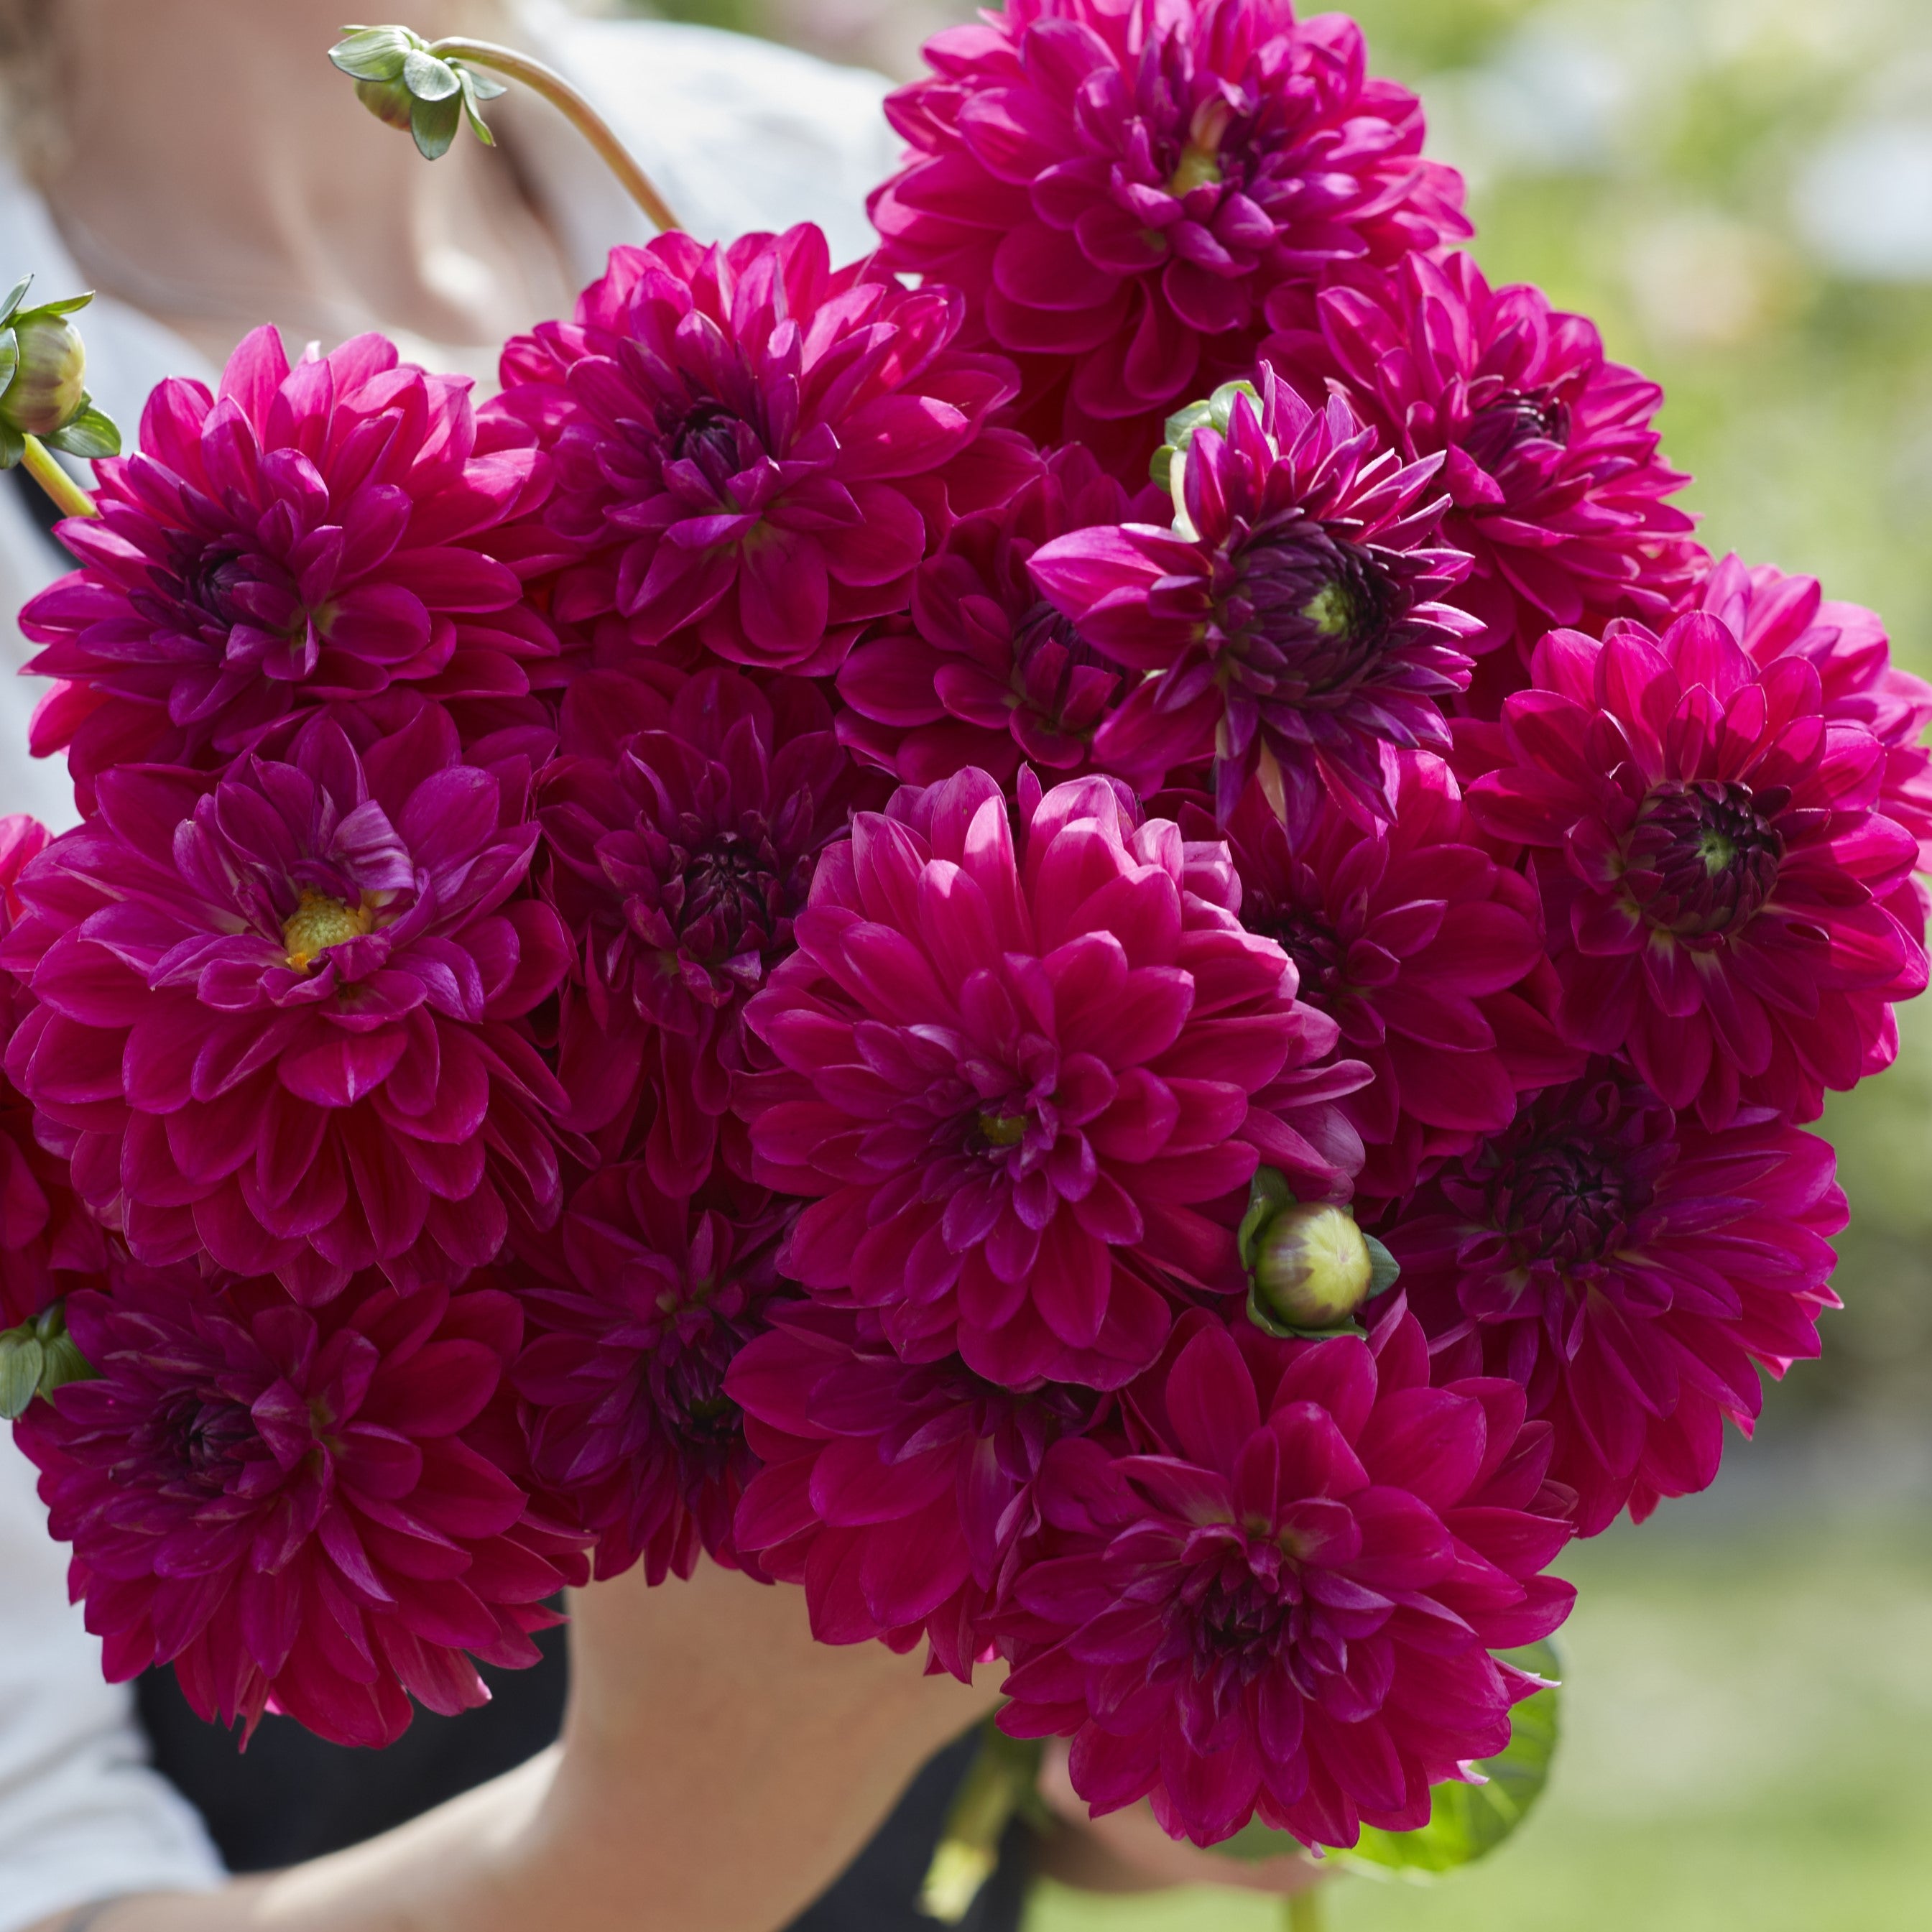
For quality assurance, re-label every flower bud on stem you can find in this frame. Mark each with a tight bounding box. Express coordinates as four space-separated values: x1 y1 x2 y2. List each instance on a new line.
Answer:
1 276 115 519
331 27 682 232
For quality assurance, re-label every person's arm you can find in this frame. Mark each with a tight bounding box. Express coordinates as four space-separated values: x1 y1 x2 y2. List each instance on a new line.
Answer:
21 1561 997 1932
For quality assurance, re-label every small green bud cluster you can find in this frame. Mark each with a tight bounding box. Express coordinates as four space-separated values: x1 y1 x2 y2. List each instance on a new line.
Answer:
0 278 120 471
1150 379 1262 538
331 25 507 160
1237 1168 1400 1341
0 1301 93 1422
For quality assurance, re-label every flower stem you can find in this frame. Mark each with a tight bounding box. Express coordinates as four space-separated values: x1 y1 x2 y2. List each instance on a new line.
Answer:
428 37 682 231
19 435 97 519
1286 1888 1326 1932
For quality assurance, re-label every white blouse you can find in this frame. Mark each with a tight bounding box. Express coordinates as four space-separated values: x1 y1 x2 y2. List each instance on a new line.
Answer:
0 10 896 1924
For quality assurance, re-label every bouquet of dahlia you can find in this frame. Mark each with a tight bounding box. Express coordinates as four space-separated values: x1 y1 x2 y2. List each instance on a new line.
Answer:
1 0 1923 1883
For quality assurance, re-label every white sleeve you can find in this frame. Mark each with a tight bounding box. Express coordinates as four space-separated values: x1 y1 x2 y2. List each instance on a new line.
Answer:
0 1435 225 1932
507 2 902 279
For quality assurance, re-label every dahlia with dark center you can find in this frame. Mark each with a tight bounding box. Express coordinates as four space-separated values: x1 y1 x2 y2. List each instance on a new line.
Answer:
1465 613 1928 1127
20 328 558 814
729 1303 1101 1678
869 0 1469 473
13 1262 583 1747
0 815 106 1326
1691 553 1932 874
540 664 878 1191
994 1305 1574 1848
491 224 1037 678
1185 757 1579 1206
735 767 1364 1390
1029 374 1477 828
0 706 573 1303
512 1162 794 1584
1263 252 1698 664
837 447 1161 785
1385 1064 1847 1533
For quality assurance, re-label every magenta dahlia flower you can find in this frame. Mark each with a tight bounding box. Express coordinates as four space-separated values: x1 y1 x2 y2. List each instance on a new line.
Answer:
730 1303 1101 1678
13 1262 582 1747
1691 553 1932 873
540 664 877 1192
493 225 1036 678
1386 1064 1845 1534
1464 614 1928 1126
1030 375 1476 826
20 328 557 814
0 706 573 1303
836 446 1160 786
1196 757 1579 1206
736 767 1362 1389
512 1161 794 1584
0 815 106 1327
1264 251 1698 661
869 0 1468 470
996 1305 1574 1849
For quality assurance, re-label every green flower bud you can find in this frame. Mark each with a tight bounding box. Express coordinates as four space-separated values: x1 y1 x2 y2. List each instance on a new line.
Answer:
1237 1168 1399 1340
1149 378 1262 494
1 311 86 436
332 26 509 161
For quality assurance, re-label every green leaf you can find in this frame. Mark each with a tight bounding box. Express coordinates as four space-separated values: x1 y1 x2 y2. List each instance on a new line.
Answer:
410 91 463 162
403 47 463 101
1207 1642 1562 1878
44 403 121 461
1341 1641 1563 1878
0 1334 44 1421
1363 1234 1401 1298
0 276 30 328
328 26 418 82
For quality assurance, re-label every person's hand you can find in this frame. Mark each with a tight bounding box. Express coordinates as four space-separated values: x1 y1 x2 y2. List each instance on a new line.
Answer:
1032 1737 1330 1898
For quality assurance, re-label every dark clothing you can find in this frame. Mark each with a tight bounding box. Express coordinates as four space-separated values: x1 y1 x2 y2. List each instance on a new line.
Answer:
135 1632 1030 1932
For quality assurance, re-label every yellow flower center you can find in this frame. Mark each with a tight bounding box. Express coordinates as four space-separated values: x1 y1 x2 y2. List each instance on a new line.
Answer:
1168 142 1224 198
282 889 375 971
978 1110 1028 1147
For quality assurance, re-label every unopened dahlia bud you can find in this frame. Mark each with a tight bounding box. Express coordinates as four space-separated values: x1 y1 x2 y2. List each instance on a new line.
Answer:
1150 379 1262 507
0 1301 93 1423
1238 1168 1399 1339
0 277 119 468
331 25 507 160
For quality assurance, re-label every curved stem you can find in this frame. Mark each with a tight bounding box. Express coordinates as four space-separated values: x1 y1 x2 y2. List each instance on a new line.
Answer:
20 435 97 519
1287 1887 1327 1932
428 37 682 232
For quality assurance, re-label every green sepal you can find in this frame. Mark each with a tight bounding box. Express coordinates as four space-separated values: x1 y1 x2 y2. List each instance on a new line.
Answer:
403 46 463 101
456 68 499 146
1207 1641 1562 1877
0 422 23 471
410 91 463 161
0 1303 97 1422
1244 1278 1366 1343
0 333 17 397
1236 1165 1295 1274
328 25 422 83
1363 1234 1401 1298
0 276 32 328
1150 379 1262 487
0 1334 43 1421
43 400 121 461
29 292 95 319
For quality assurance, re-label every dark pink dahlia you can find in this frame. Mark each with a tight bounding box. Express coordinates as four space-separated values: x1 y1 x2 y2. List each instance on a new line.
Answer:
512 1160 794 1584
995 1305 1574 1849
1030 374 1476 827
540 664 879 1191
1264 251 1698 661
1464 614 1928 1127
869 0 1468 471
0 706 573 1303
22 328 558 815
13 1262 581 1747
0 815 107 1328
1192 757 1580 1206
729 1303 1101 1679
493 225 1036 678
836 445 1160 786
736 767 1364 1389
1385 1063 1845 1534
1691 553 1932 874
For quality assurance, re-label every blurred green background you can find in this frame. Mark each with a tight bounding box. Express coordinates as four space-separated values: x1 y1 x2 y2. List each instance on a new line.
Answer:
627 0 1932 1922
